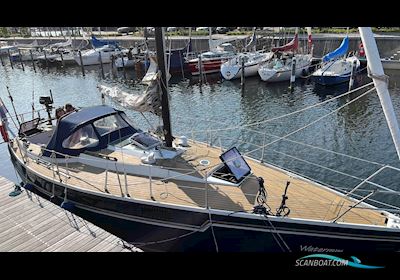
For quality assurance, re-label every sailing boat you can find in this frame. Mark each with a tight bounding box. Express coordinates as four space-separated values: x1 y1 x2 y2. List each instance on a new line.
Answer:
220 29 273 80
186 27 237 75
74 44 123 66
257 28 313 83
37 39 75 64
4 27 400 252
311 36 360 85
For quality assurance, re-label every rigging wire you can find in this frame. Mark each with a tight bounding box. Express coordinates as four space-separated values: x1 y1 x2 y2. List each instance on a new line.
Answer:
181 81 374 134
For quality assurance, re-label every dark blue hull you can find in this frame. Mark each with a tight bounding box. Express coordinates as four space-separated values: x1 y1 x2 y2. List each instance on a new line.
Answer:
312 74 351 86
9 144 400 252
167 49 189 74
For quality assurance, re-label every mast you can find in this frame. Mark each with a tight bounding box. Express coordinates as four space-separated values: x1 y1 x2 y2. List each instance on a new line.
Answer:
306 27 312 54
186 27 191 60
359 27 400 160
155 27 173 147
208 27 212 51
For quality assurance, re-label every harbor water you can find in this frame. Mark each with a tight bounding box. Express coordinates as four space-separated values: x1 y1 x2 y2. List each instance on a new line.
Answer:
1 60 400 242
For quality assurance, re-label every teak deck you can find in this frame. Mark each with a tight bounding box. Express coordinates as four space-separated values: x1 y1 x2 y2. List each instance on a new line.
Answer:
12 139 388 227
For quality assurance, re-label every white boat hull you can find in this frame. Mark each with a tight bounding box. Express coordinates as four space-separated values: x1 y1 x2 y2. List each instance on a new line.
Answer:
220 52 273 80
259 63 311 82
115 57 135 68
258 54 312 82
74 50 120 66
55 54 78 65
220 62 260 80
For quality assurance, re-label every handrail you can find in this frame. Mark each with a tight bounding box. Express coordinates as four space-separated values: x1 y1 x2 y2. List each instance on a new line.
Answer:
14 136 400 218
11 108 400 218
85 150 118 161
332 191 376 223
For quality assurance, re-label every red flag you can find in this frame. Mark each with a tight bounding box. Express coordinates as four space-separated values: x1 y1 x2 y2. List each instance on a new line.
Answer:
0 119 9 142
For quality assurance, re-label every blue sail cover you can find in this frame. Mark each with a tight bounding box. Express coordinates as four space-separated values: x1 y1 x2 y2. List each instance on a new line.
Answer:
322 36 349 62
167 39 192 72
91 35 119 48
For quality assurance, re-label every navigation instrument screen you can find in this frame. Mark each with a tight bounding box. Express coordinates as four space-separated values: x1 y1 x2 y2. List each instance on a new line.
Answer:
219 147 251 181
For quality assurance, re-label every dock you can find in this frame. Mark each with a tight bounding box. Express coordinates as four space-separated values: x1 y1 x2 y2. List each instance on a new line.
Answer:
0 176 141 252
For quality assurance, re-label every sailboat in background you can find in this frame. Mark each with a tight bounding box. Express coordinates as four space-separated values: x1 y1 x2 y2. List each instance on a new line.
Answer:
0 41 17 55
36 38 76 64
3 27 400 252
311 35 360 85
258 28 313 83
220 29 273 80
187 27 237 75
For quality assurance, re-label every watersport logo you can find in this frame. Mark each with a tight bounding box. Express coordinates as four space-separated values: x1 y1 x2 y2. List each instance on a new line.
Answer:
295 254 384 269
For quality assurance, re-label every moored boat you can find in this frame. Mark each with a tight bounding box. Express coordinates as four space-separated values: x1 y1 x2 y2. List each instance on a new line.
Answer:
311 36 360 85
2 27 400 253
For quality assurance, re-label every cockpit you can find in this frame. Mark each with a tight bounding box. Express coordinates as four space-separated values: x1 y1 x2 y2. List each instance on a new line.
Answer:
43 105 138 157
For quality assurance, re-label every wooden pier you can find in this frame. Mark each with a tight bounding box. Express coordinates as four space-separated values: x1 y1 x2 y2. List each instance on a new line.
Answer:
0 176 141 252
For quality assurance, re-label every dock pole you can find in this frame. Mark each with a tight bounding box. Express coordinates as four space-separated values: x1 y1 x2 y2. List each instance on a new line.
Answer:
121 55 126 80
18 49 24 71
78 50 85 77
0 53 4 66
241 57 245 92
99 52 104 79
43 50 49 73
289 57 297 91
348 59 357 91
29 49 36 72
7 49 13 69
60 52 64 67
198 55 203 84
111 55 116 79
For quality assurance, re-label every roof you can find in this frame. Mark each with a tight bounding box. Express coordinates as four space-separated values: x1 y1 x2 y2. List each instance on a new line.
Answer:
60 105 117 130
44 105 137 157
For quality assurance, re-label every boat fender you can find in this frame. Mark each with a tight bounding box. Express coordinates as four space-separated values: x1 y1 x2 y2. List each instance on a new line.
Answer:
141 152 156 164
61 201 75 211
179 136 189 147
23 183 34 191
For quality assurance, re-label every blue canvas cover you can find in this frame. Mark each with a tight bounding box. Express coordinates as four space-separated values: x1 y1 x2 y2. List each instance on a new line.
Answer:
322 36 349 62
91 35 119 48
167 39 192 72
44 105 137 157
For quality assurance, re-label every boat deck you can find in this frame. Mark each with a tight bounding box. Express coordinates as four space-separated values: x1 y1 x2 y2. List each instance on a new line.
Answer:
12 139 388 227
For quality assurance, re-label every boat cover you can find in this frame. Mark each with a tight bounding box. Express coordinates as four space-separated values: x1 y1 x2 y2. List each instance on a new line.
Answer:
322 36 349 62
272 34 298 52
44 105 137 157
91 35 119 48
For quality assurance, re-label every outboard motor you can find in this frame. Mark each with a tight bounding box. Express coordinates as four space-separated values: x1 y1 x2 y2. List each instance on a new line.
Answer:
39 91 54 125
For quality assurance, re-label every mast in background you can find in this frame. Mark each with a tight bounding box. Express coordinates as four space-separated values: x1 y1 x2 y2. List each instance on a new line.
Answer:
155 27 173 147
306 27 313 55
359 27 400 160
